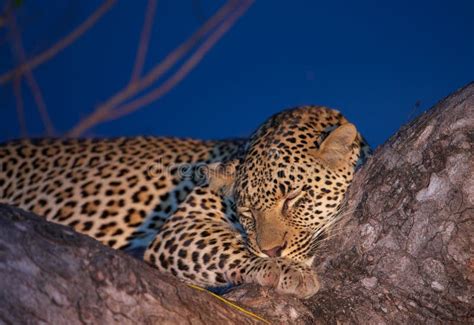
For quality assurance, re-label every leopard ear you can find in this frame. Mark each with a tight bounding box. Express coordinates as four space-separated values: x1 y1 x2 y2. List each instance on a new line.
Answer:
314 123 357 169
205 160 238 195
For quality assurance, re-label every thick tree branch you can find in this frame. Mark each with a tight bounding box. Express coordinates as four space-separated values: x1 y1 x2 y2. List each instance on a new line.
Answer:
0 204 265 324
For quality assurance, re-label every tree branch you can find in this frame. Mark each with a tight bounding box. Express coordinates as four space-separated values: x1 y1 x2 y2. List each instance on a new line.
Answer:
8 9 54 135
0 0 116 85
66 0 252 137
13 76 27 136
128 0 158 84
0 204 265 324
108 0 254 121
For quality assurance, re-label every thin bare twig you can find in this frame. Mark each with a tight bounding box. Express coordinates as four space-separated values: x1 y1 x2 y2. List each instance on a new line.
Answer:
129 0 158 84
24 72 53 135
109 0 254 120
137 0 240 100
9 11 54 135
67 0 250 137
13 76 27 137
0 0 116 85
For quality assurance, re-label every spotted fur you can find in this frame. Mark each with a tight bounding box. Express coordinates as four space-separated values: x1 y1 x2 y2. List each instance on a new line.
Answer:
0 106 370 299
0 137 244 252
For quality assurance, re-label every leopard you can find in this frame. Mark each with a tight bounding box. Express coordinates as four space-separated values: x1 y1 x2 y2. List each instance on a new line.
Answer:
0 105 370 299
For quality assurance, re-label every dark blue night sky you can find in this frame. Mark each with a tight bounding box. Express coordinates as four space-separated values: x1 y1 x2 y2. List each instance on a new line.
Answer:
1 0 473 147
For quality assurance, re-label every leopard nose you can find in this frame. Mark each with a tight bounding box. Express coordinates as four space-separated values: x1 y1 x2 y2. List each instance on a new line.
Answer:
262 243 286 257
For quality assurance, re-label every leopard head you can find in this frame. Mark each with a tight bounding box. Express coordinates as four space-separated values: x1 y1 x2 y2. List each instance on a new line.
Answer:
208 106 368 265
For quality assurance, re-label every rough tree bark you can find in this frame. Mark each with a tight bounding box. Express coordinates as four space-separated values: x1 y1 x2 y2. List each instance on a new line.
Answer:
0 205 264 324
0 83 472 324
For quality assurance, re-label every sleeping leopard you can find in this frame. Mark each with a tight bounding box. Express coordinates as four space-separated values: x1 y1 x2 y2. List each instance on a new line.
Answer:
0 106 370 298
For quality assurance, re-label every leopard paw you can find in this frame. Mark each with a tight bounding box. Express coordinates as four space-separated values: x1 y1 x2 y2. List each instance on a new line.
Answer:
246 258 320 299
